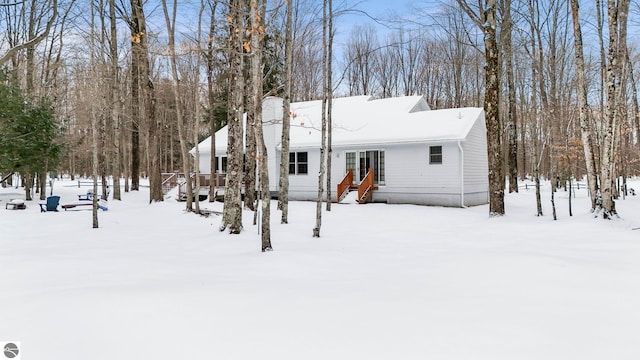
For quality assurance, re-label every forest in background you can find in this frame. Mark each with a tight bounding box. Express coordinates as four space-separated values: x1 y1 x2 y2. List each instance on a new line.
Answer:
0 0 637 228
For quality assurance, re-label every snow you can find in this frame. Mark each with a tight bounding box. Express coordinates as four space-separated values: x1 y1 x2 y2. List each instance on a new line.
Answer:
286 96 480 148
194 95 483 153
1 178 640 359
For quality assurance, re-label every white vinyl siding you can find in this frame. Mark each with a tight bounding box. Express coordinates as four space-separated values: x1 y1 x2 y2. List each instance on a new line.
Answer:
462 115 489 195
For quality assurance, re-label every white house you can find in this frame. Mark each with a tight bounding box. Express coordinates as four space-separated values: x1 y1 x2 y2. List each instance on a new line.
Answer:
192 95 489 207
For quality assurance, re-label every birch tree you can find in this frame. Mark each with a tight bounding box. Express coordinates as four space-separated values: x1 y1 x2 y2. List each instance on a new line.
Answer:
325 0 333 212
599 0 630 218
569 0 599 211
313 0 329 237
249 0 272 251
278 0 293 223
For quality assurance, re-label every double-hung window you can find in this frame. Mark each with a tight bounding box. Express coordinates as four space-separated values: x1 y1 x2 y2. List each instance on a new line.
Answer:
215 156 228 173
429 146 442 165
289 152 308 175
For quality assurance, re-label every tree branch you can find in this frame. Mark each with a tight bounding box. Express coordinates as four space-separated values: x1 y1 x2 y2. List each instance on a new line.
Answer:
0 0 58 65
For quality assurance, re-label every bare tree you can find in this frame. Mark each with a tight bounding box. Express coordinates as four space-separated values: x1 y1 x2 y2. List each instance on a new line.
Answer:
325 0 333 212
220 0 245 234
393 29 422 96
128 0 142 191
109 0 121 201
599 0 630 218
343 24 379 96
291 1 323 101
131 0 162 202
0 0 58 66
278 0 293 223
313 0 330 237
375 39 399 98
457 0 504 216
161 0 193 210
500 0 518 193
249 0 272 251
205 0 219 202
569 0 598 211
193 0 207 215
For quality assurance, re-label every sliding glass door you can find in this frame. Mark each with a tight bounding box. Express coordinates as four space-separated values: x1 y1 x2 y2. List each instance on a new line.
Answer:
346 150 385 185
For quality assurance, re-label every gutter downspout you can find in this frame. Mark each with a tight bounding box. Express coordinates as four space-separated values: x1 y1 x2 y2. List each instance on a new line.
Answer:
458 141 467 208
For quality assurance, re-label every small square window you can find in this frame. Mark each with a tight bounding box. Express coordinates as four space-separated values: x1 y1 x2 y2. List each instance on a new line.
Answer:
288 151 308 175
429 146 442 164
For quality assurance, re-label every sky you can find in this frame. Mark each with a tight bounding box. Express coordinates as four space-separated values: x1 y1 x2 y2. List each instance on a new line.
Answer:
337 0 419 38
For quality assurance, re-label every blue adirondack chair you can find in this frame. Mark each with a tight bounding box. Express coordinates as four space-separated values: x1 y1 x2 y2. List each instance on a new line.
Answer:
39 195 60 212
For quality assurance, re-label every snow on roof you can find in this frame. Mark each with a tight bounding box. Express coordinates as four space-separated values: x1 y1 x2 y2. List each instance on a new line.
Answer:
288 97 481 148
193 95 483 153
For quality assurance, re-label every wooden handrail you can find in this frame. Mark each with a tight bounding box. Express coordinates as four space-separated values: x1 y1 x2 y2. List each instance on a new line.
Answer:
357 167 374 203
161 172 178 187
337 169 353 202
0 172 14 184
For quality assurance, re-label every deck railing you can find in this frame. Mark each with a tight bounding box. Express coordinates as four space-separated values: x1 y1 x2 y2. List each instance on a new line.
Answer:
337 169 353 202
357 168 374 203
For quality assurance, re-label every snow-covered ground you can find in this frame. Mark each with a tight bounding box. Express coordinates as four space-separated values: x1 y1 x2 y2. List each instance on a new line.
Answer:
1 178 640 359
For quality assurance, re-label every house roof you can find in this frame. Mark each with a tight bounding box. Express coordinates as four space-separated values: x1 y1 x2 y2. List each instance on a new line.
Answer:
193 95 484 153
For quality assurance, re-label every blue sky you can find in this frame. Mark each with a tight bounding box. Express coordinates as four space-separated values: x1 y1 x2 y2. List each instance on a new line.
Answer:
335 0 441 44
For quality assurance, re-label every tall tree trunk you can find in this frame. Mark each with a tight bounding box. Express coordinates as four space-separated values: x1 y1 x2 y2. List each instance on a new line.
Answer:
206 0 218 202
129 0 141 191
313 0 329 237
245 72 257 212
132 0 162 202
502 0 518 193
570 0 599 211
162 0 193 210
600 0 629 218
220 0 245 234
193 0 206 214
483 0 504 216
278 0 293 223
250 0 272 251
109 0 121 200
627 49 640 148
325 0 333 212
98 0 110 203
457 0 504 216
92 109 99 228
244 14 257 213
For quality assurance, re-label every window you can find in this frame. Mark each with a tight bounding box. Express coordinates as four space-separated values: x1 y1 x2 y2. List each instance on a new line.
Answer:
429 146 442 164
215 156 228 173
288 152 308 175
346 152 356 178
349 150 385 184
